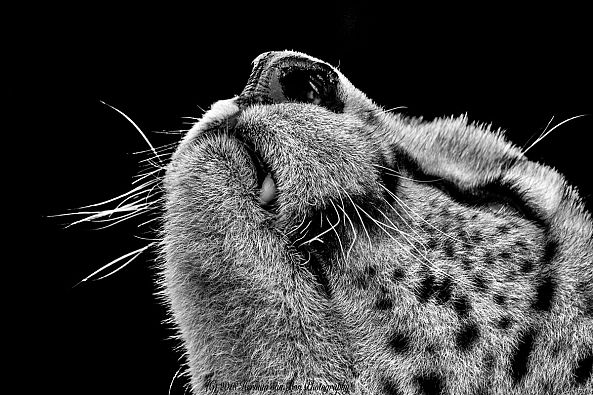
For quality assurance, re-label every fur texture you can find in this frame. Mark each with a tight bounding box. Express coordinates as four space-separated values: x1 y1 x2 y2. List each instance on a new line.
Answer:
162 51 593 394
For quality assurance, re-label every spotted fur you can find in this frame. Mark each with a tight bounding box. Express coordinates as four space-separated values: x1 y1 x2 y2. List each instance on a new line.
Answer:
162 51 593 394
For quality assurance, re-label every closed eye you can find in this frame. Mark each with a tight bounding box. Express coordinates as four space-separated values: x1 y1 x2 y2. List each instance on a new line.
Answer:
433 180 545 226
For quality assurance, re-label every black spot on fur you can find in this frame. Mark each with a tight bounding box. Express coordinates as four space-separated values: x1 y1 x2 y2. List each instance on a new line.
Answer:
498 251 512 261
418 273 436 302
354 274 369 290
354 265 377 290
497 224 511 235
375 295 394 310
454 212 465 222
515 239 527 250
381 377 403 395
462 257 473 271
203 372 214 387
472 273 489 294
505 268 517 282
425 343 437 354
472 385 489 395
532 274 556 311
435 277 454 304
541 238 558 266
498 316 512 330
520 259 534 274
550 341 565 357
392 267 406 282
388 331 411 354
578 281 593 317
456 322 480 351
484 352 495 372
415 372 445 395
494 293 506 307
510 330 536 385
573 352 593 385
460 233 474 250
426 238 439 250
453 294 471 318
443 240 455 259
585 294 593 317
471 231 484 244
483 252 495 266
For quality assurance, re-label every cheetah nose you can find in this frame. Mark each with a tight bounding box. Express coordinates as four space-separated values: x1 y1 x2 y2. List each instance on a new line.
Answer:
259 173 276 206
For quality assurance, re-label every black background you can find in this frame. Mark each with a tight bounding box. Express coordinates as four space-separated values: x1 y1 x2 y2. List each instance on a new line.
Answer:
26 2 591 394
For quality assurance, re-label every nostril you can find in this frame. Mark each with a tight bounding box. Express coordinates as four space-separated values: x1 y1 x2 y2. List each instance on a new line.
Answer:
276 68 323 105
237 52 344 113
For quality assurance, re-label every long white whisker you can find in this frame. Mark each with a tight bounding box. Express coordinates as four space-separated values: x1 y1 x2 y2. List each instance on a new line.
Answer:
132 168 164 185
379 184 475 247
100 100 163 164
373 163 442 183
379 195 426 244
132 142 178 156
73 243 155 287
57 205 148 227
341 187 372 249
137 215 161 229
336 192 357 259
329 201 347 262
380 106 408 114
112 181 160 212
298 212 340 247
523 114 588 154
286 215 308 236
91 208 159 231
50 180 157 212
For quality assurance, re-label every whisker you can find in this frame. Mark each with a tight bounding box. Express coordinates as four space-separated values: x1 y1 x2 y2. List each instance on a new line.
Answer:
378 195 425 242
292 221 312 244
169 366 184 395
73 243 155 287
340 186 372 249
132 168 165 185
336 194 357 260
522 114 588 155
51 180 158 211
112 181 160 211
380 105 408 114
329 200 347 262
55 204 147 226
285 215 308 236
133 234 162 242
298 208 340 247
379 184 476 248
100 100 163 165
152 129 188 135
91 207 159 230
137 215 162 229
373 163 442 183
132 141 178 156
